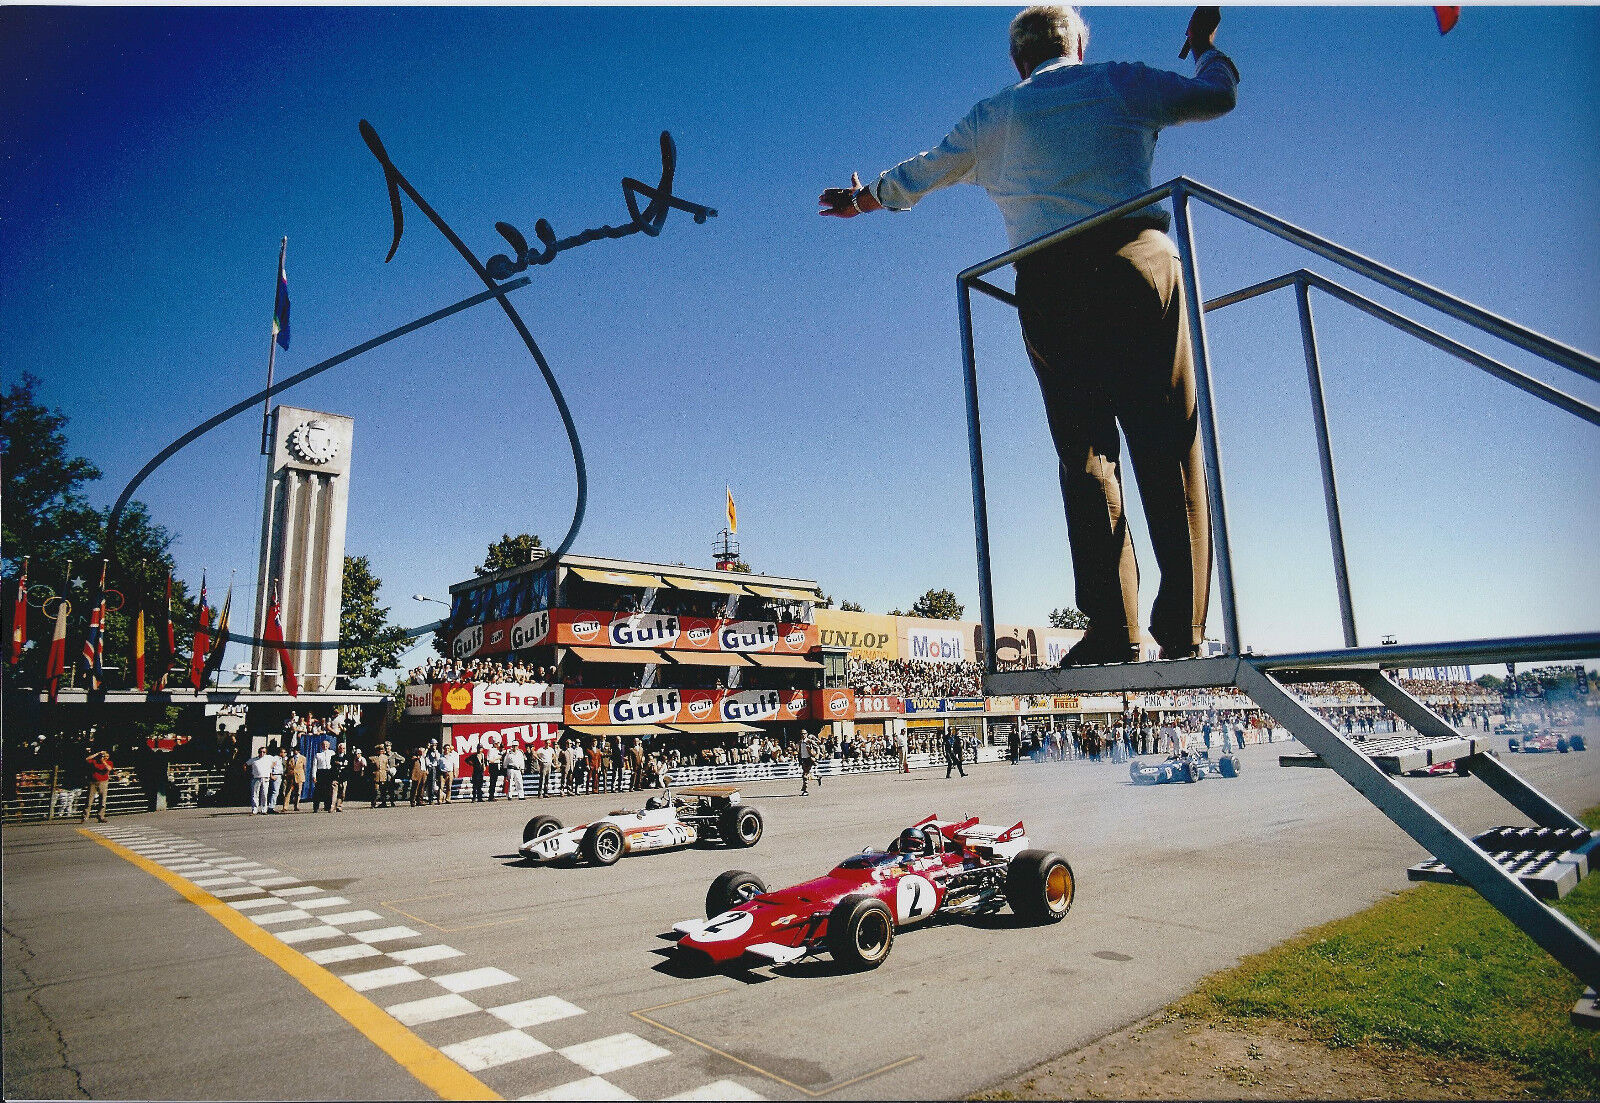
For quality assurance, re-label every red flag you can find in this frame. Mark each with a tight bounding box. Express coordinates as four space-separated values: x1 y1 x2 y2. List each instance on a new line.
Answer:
1434 7 1460 34
9 557 26 664
262 593 299 696
45 598 68 702
190 573 210 690
158 573 176 689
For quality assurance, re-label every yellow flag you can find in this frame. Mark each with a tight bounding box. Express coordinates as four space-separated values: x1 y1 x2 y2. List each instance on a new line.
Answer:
726 486 737 534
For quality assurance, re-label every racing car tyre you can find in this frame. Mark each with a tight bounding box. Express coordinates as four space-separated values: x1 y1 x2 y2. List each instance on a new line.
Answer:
1182 760 1200 783
1219 754 1241 779
826 895 894 970
721 806 764 849
582 822 625 866
706 869 766 918
1508 738 1520 752
1572 735 1587 752
1007 850 1075 924
522 815 563 843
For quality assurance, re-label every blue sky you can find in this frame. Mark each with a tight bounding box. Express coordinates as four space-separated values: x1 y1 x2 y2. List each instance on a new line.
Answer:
2 5 1597 673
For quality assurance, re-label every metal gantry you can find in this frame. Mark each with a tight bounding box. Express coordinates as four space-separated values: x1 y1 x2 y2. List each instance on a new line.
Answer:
955 177 1600 1005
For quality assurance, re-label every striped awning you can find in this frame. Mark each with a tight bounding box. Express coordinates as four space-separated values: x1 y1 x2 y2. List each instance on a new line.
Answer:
567 646 669 665
662 722 762 735
565 724 671 736
569 567 667 589
666 650 754 667
743 583 821 602
659 574 751 596
746 653 822 669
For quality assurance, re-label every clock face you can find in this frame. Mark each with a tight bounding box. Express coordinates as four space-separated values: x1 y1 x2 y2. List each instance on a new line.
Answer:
288 419 340 464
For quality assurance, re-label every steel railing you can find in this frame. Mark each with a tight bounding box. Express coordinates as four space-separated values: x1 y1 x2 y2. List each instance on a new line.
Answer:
957 176 1600 673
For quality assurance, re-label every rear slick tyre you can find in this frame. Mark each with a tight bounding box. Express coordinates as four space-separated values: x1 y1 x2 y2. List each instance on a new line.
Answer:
1008 849 1075 924
827 895 894 970
722 806 764 849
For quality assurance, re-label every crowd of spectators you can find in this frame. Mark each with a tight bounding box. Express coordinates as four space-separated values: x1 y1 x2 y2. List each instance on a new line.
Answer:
410 658 555 685
847 658 983 698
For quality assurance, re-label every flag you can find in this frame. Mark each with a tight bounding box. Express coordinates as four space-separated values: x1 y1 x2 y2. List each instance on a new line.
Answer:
262 590 299 696
9 557 26 664
272 254 291 350
190 573 210 690
133 583 147 691
202 579 232 683
726 486 737 534
45 598 68 702
79 562 107 690
157 572 176 689
1434 7 1460 34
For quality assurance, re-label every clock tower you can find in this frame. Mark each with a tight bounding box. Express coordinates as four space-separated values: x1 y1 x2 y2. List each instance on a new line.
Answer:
253 405 354 692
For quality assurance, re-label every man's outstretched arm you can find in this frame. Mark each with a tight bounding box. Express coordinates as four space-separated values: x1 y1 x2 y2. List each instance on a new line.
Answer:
819 108 980 219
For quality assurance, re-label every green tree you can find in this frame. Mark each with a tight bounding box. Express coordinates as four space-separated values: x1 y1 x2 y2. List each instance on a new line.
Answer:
839 600 865 612
338 555 411 683
476 533 545 575
1049 607 1090 630
908 588 964 620
1 374 196 689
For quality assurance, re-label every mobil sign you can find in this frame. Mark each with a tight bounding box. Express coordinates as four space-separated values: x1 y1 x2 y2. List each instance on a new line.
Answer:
906 626 967 664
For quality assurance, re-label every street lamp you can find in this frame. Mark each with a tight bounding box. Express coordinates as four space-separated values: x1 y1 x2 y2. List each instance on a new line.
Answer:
413 594 448 607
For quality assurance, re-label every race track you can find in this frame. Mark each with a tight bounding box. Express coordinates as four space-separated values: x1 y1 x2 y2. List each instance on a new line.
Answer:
5 730 1598 1100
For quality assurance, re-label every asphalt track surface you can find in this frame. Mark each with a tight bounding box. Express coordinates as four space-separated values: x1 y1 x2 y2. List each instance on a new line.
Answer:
5 731 1599 1101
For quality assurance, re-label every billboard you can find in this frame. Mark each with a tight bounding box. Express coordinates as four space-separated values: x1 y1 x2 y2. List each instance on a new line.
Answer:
815 609 899 662
562 686 824 726
406 681 562 718
446 722 559 755
855 694 905 716
904 697 986 715
549 609 817 654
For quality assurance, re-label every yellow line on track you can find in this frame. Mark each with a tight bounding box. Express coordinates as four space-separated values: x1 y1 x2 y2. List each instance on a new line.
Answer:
81 828 499 1101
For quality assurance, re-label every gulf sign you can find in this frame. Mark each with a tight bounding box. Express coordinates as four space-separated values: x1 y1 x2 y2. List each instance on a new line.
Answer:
561 688 815 726
811 688 857 720
548 609 819 654
564 688 683 726
855 694 905 716
447 722 559 755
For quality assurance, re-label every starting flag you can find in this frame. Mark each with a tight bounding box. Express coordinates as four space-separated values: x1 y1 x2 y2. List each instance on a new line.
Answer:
1434 7 1460 34
726 486 737 535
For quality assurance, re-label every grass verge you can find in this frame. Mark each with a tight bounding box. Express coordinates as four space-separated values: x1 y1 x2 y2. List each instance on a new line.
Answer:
1173 806 1600 1097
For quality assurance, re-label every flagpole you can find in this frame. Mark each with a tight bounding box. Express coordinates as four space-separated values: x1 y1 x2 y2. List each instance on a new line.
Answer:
261 236 287 456
63 558 74 689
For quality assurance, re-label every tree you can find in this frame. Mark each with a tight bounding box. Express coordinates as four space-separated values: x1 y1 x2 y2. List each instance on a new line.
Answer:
338 555 411 683
908 588 964 620
476 533 545 575
839 600 865 612
1049 607 1090 630
1 374 196 689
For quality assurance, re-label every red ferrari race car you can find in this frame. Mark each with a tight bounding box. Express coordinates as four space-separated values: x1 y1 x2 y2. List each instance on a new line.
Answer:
670 815 1074 971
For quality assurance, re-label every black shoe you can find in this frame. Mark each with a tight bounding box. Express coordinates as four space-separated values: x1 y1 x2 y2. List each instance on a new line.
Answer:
1158 643 1200 660
1056 636 1140 668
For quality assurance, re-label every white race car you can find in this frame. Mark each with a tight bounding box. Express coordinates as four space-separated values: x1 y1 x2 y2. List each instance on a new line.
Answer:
518 785 764 866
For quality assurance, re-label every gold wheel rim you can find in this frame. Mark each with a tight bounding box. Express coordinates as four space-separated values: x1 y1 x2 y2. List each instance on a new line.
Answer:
1046 864 1072 909
857 912 890 957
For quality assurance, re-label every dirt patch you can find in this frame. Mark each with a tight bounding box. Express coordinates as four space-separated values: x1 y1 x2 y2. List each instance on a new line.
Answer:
972 1015 1540 1100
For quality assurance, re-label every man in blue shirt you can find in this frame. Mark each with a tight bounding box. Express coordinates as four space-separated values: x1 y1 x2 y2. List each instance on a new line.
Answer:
822 6 1238 667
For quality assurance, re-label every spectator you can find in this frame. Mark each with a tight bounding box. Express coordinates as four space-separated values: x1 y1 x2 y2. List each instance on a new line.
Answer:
503 743 527 800
247 747 274 815
281 745 306 813
534 739 555 798
311 740 336 812
267 747 285 813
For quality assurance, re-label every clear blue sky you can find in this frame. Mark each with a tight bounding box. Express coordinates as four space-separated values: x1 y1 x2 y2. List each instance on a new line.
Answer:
3 5 1597 675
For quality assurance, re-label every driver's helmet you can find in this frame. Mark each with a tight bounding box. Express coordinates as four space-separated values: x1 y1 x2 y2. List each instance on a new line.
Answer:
644 794 670 810
897 826 926 856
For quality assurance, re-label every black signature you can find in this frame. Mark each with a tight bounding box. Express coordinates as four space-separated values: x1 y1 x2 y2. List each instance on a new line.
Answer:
360 123 716 278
